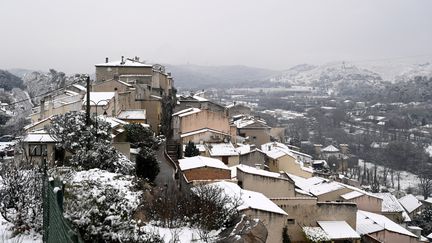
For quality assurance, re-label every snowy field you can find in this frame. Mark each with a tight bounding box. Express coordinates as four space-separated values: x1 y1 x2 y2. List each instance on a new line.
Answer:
359 160 420 194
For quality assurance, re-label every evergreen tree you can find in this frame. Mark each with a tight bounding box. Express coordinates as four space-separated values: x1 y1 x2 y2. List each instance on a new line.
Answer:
160 88 177 138
136 146 160 182
412 206 432 236
124 123 158 149
184 141 199 157
282 226 291 243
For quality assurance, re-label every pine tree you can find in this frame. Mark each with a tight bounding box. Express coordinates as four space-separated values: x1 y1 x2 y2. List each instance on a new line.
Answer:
136 146 160 182
124 123 157 149
184 141 199 157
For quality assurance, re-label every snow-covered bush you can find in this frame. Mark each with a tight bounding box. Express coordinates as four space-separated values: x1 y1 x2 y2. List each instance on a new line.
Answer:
62 168 161 242
0 161 42 233
49 111 133 174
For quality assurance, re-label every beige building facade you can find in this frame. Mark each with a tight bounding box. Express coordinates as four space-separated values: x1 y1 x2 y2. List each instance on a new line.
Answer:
235 165 296 198
273 198 358 243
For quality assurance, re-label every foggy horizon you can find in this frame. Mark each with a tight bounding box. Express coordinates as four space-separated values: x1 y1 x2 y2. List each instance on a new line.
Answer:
1 0 432 74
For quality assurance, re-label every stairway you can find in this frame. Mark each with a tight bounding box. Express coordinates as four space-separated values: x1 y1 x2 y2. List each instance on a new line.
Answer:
165 140 180 163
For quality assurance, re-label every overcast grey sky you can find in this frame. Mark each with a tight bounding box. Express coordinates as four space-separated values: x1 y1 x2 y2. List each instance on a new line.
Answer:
1 0 431 74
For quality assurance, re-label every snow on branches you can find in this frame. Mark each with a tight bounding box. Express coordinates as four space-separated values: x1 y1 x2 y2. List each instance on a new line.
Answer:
48 111 133 174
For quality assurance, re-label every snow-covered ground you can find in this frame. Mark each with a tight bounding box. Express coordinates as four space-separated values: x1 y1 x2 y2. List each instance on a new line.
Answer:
0 214 41 243
425 144 432 157
0 142 15 151
359 160 420 194
143 225 219 243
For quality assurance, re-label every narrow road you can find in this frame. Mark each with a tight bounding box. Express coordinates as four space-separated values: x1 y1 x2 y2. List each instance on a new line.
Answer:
154 142 176 189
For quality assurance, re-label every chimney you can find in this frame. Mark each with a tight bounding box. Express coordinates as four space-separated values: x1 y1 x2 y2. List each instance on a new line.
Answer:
39 98 45 121
314 144 322 158
121 56 124 64
340 144 349 154
105 57 109 63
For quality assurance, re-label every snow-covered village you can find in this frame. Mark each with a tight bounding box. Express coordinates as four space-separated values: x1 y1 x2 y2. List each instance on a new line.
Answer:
1 1 432 243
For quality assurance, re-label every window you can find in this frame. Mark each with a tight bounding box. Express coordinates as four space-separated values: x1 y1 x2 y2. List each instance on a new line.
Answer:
29 144 47 156
287 219 295 224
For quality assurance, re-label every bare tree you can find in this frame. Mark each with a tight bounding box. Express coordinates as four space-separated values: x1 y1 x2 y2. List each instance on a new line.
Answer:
396 171 402 191
382 166 390 188
418 163 432 200
371 165 380 193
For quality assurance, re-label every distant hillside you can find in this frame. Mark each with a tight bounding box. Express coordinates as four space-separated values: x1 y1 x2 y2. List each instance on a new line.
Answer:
0 70 24 91
8 68 38 79
265 62 384 95
166 64 278 89
394 62 432 82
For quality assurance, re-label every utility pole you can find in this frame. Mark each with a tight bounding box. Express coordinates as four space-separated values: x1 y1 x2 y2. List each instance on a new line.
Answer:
86 76 91 126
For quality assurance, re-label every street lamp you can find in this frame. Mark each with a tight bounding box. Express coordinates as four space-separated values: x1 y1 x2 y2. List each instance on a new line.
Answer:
88 99 111 130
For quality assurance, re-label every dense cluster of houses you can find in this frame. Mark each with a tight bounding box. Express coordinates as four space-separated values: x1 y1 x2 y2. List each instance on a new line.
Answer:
15 56 432 243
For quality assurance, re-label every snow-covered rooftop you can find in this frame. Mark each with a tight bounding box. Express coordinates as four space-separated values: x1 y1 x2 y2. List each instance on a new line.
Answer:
341 190 364 200
117 109 146 120
208 181 287 215
115 79 134 87
83 92 116 106
23 131 57 143
233 116 268 129
24 115 53 131
178 156 230 171
234 144 249 155
180 128 229 138
95 58 153 67
208 142 238 157
286 173 345 196
308 181 345 196
72 84 87 92
317 221 360 240
234 164 288 180
321 145 339 153
356 210 416 238
373 193 405 213
192 95 208 102
261 142 295 160
398 194 422 214
172 107 201 117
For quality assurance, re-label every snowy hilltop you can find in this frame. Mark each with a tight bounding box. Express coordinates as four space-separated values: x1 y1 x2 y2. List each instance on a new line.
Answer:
269 62 382 86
